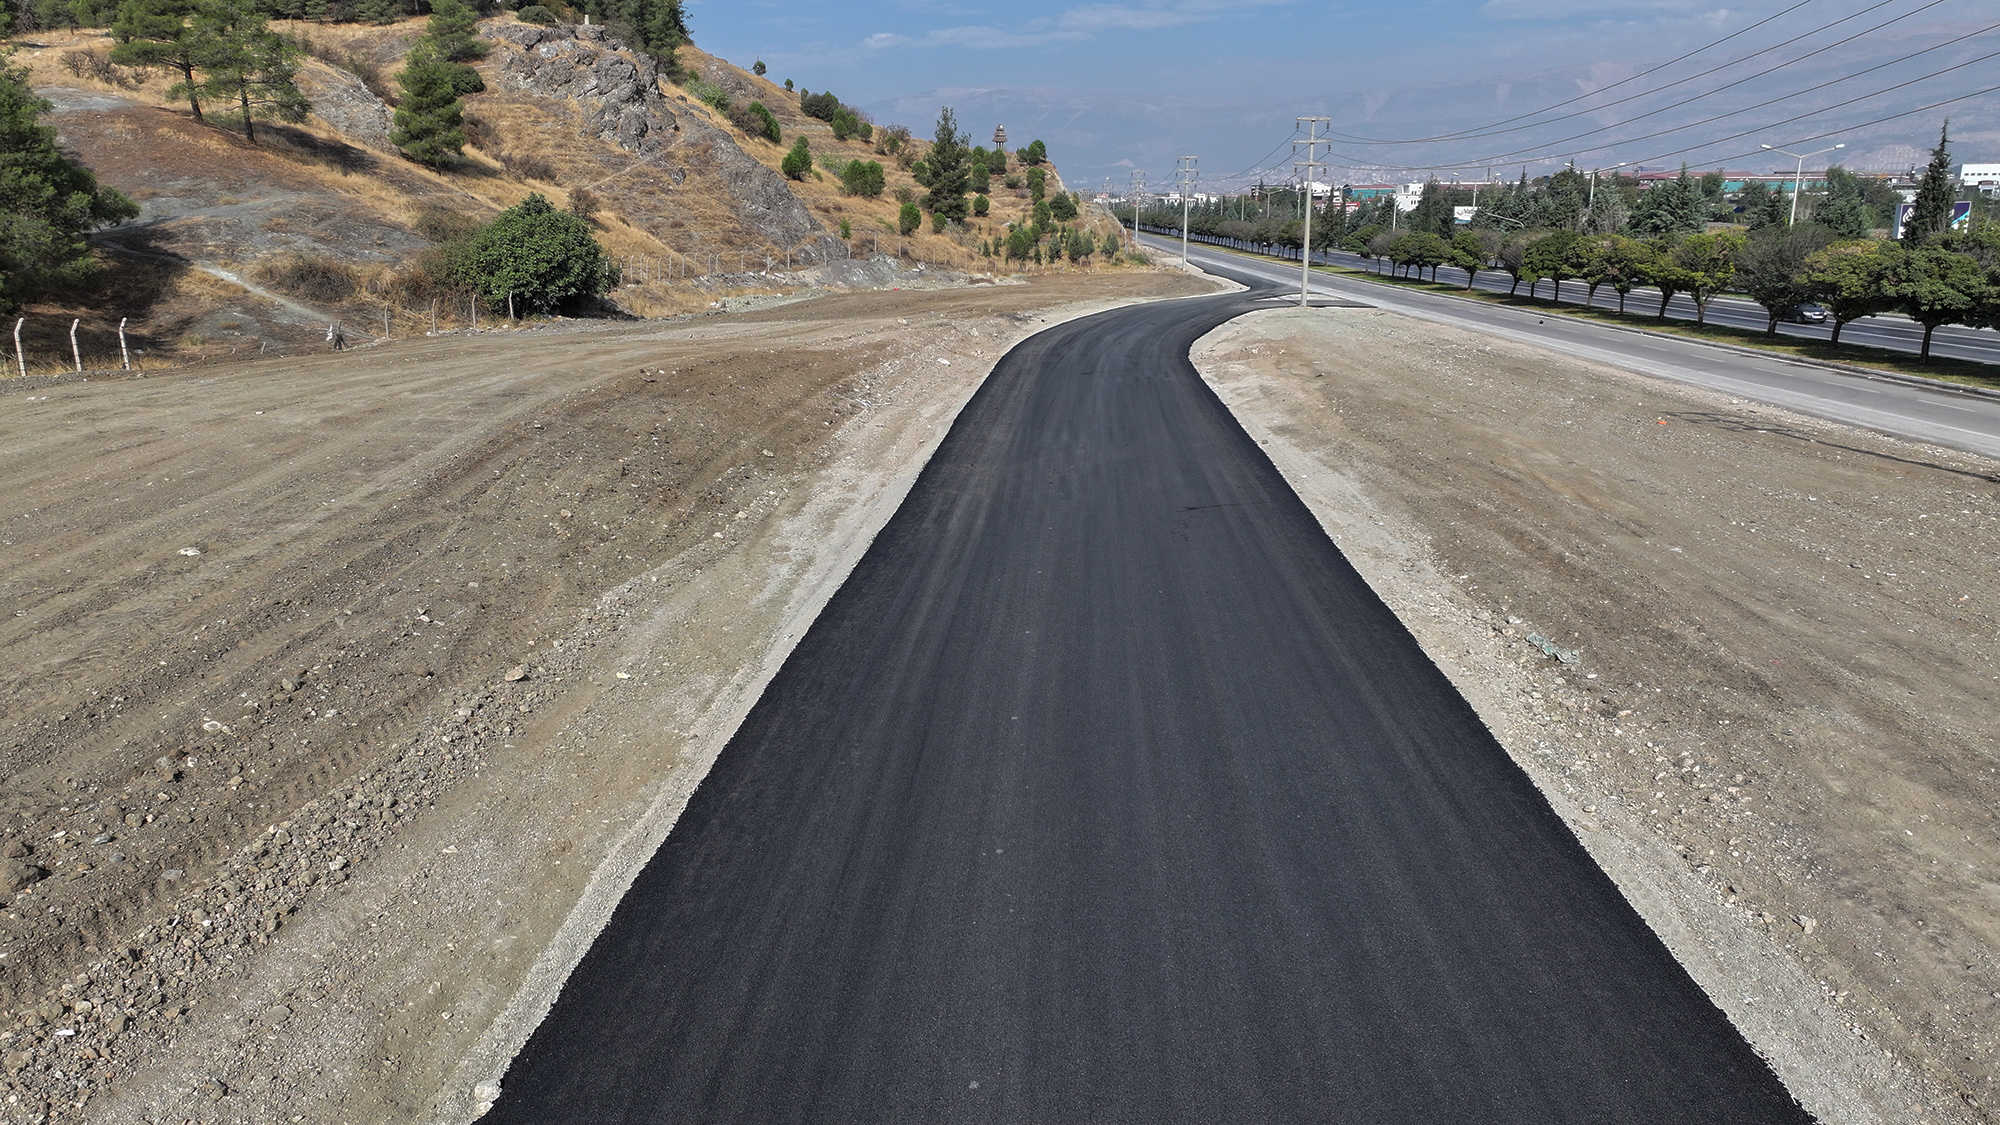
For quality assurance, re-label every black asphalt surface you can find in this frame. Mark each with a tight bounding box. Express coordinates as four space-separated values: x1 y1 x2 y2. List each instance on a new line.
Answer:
485 270 1813 1124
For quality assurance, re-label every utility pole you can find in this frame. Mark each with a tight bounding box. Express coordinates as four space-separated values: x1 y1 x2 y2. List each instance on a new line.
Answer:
1174 156 1198 265
1294 116 1332 307
1129 170 1146 240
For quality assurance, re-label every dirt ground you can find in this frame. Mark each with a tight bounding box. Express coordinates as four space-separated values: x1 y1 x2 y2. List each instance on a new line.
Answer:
0 270 1211 1125
1194 308 2000 1124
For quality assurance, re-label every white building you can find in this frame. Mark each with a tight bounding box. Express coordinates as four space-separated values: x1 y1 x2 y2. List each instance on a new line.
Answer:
1961 163 2000 195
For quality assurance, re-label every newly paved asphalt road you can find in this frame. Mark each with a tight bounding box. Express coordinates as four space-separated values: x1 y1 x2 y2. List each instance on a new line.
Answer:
1148 234 2000 462
486 272 1812 1123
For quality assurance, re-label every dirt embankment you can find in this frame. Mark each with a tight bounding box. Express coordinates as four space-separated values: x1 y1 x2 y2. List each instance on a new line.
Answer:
0 271 1215 1125
1195 308 2000 1125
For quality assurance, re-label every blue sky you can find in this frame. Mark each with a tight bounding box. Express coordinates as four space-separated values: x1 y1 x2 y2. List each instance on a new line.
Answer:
686 0 2000 191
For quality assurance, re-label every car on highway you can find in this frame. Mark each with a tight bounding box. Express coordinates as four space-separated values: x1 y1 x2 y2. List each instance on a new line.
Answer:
1780 303 1829 325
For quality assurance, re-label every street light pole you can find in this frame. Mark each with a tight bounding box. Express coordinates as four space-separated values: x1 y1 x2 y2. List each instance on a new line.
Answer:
1761 142 1844 227
1294 116 1332 307
1175 156 1198 265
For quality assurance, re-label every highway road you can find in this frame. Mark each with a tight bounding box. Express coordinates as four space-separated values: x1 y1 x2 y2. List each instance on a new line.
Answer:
486 270 1812 1123
1142 232 2000 462
1141 226 2000 365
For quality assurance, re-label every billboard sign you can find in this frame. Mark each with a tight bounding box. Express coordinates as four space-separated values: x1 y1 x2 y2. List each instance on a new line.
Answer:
1893 200 1973 239
1453 206 1478 224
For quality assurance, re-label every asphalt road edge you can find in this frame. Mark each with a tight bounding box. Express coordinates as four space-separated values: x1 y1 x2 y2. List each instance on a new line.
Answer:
432 279 1235 1123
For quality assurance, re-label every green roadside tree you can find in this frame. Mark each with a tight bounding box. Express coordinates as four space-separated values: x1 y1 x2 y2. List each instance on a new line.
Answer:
1447 229 1495 289
1407 180 1453 238
1639 234 1685 316
1736 224 1837 334
1881 243 1985 360
459 193 618 314
781 136 811 180
1523 229 1579 302
1800 239 1897 345
897 200 920 236
1389 231 1449 281
1667 230 1745 325
111 0 205 121
1815 167 1870 238
1495 231 1533 295
1 56 139 313
1901 121 1956 246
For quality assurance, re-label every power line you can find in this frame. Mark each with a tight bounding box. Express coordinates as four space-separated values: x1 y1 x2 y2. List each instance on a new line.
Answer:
1333 0 1947 149
1325 0 1824 146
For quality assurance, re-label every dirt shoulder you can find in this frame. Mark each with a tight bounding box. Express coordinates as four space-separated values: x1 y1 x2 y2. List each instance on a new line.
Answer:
0 270 1217 1125
1193 308 2000 1124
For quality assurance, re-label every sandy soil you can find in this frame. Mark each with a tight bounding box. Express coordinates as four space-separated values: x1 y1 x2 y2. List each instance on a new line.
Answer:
1193 308 2000 1124
0 270 1214 1125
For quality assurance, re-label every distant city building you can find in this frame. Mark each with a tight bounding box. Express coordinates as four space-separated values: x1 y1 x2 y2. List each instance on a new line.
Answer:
1961 163 2000 195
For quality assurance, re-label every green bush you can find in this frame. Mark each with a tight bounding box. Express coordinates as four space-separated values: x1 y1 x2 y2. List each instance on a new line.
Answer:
728 100 780 143
840 159 885 197
685 79 729 112
1049 192 1077 222
973 193 989 216
799 90 840 121
781 136 810 180
516 4 555 24
752 60 766 76
838 218 851 239
898 201 921 236
1026 167 1046 201
458 193 618 313
1003 173 1022 190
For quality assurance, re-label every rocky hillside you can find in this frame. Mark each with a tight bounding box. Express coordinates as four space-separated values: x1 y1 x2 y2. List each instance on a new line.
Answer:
8 17 1104 370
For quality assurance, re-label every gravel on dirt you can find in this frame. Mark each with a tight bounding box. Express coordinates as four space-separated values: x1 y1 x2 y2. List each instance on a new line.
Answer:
1195 307 2000 1125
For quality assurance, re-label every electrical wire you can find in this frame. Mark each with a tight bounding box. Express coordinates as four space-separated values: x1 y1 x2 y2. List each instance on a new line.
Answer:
1331 0 1946 148
1324 0 1824 145
1456 19 2000 167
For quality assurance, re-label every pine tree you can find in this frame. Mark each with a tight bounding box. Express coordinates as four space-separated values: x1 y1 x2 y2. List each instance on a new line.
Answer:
922 106 969 224
1902 120 1955 246
392 44 481 167
427 0 486 62
1 56 139 311
193 0 308 145
1628 165 1705 236
111 0 205 121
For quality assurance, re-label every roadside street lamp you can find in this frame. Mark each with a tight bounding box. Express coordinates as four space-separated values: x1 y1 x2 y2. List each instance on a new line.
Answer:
1760 142 1844 226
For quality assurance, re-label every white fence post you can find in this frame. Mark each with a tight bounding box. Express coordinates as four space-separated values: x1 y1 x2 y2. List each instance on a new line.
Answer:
119 317 130 370
70 319 82 373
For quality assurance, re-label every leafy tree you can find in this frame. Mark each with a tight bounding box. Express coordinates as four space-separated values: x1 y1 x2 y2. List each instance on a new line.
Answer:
1389 231 1449 281
1736 181 1786 230
897 200 920 236
830 107 858 141
0 56 139 312
922 106 969 224
514 4 554 24
194 0 308 145
1596 234 1654 314
1025 166 1046 201
1031 197 1051 228
1666 230 1744 325
112 0 205 121
581 0 686 55
392 43 481 166
839 159 884 197
1640 234 1684 316
426 0 486 61
1737 225 1837 333
984 148 1007 177
780 136 810 180
1881 243 1984 360
969 161 989 195
783 78 792 91
1522 230 1579 301
459 193 616 313
1004 224 1034 260
1494 231 1532 295
1902 120 1956 246
973 193 989 217
1448 229 1495 289
1800 239 1896 345
1015 139 1046 165
1049 192 1077 223
751 59 765 76
909 159 931 187
1627 165 1705 236
1815 167 1869 238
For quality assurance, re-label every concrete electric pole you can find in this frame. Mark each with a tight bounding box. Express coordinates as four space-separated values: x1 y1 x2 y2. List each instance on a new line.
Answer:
1174 156 1198 265
1294 117 1332 307
1129 170 1146 240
